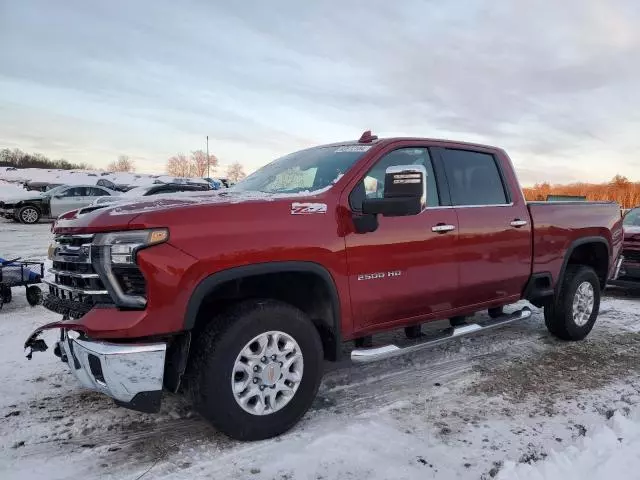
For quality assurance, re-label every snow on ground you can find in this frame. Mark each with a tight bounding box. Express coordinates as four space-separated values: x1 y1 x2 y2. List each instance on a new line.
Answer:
1 219 640 479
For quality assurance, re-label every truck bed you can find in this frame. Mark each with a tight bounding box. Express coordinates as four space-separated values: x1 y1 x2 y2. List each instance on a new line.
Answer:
527 201 623 287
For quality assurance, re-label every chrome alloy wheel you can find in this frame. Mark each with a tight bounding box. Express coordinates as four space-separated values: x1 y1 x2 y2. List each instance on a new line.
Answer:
231 331 304 415
572 281 594 327
21 207 38 223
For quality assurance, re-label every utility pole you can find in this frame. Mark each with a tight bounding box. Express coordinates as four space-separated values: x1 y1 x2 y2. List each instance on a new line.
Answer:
206 135 210 178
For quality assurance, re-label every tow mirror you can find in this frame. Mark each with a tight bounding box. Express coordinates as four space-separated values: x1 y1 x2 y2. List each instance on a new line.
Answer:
362 165 427 217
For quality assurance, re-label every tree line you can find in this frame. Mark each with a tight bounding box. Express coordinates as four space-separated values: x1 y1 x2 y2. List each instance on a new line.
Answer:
0 147 248 183
0 148 88 170
523 175 640 209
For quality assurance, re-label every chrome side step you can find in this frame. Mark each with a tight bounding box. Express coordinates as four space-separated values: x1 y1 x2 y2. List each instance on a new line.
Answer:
351 307 532 363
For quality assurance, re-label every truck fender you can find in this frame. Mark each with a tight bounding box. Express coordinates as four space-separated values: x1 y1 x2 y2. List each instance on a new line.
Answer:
556 236 610 291
183 261 343 358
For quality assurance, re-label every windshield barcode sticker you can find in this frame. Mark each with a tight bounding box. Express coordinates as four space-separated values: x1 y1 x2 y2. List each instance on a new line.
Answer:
291 203 327 215
334 145 372 153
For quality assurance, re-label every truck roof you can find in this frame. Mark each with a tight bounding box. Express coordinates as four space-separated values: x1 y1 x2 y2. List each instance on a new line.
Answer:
319 132 504 152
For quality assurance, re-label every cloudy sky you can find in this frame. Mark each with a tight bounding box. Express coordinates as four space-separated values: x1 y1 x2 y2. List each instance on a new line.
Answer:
1 0 639 184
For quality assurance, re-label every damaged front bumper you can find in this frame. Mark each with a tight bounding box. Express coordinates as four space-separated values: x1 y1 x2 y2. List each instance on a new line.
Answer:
25 327 167 413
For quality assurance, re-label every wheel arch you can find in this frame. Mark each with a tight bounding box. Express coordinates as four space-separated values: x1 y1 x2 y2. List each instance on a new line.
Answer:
557 236 610 292
184 261 343 361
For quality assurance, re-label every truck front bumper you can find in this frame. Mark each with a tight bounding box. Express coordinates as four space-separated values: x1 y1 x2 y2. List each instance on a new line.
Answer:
59 333 167 413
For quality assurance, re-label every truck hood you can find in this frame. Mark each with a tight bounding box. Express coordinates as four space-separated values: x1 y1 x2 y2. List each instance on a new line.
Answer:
53 190 327 234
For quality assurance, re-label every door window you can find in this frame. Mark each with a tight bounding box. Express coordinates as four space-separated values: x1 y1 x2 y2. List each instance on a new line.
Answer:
60 187 89 197
350 147 440 210
88 187 111 196
441 149 508 206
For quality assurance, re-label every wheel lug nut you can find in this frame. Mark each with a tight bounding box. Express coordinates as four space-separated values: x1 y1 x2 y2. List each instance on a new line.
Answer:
260 385 265 391
253 378 258 384
253 366 259 372
271 354 277 360
261 356 267 363
279 362 283 367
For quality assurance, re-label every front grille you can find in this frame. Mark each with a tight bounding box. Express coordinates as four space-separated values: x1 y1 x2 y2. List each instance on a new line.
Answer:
623 249 640 263
45 234 113 318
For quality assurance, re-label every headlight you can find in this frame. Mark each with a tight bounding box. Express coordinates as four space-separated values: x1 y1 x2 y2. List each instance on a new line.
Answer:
91 229 168 308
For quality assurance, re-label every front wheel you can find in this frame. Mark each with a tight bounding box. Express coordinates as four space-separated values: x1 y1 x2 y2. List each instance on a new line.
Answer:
26 285 42 306
18 206 40 224
188 299 324 441
544 265 600 341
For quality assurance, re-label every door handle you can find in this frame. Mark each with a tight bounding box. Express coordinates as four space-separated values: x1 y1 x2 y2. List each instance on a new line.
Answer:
510 219 528 228
432 223 456 233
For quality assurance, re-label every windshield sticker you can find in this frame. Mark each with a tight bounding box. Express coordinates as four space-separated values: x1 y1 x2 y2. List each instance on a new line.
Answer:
334 145 372 153
291 202 327 215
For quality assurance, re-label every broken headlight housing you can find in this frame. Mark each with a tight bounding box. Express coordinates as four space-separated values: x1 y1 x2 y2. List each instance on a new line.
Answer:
91 229 168 308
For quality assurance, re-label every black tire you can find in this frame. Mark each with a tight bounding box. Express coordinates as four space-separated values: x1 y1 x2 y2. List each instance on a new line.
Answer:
404 324 422 339
449 316 466 327
187 299 324 441
0 286 12 304
488 307 504 319
18 205 40 224
26 286 42 306
544 265 600 341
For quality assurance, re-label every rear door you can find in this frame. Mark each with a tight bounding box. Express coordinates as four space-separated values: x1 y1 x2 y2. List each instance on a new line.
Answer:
344 145 460 332
435 147 532 308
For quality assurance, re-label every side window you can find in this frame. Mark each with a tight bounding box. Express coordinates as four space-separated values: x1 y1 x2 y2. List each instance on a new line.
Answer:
89 187 110 196
350 147 439 210
441 149 508 206
61 187 88 197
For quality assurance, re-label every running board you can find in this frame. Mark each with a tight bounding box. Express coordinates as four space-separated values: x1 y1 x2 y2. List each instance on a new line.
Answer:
351 307 532 363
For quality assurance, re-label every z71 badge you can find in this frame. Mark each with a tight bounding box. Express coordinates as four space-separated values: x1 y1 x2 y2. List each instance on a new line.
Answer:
291 203 327 215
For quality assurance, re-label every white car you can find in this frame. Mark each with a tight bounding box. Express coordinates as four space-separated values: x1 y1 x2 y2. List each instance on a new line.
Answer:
0 185 121 224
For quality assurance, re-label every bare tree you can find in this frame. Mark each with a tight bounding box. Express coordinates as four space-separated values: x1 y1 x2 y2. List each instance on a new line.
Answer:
226 162 247 183
166 154 191 177
191 150 218 177
106 155 135 172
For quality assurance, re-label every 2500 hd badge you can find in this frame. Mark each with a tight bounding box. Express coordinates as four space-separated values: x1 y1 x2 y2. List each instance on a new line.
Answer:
357 271 402 281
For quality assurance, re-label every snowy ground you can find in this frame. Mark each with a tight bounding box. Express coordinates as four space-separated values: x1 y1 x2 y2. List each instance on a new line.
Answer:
1 220 640 479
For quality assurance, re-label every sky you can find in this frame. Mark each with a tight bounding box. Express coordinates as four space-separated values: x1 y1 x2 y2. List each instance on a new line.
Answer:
1 0 639 185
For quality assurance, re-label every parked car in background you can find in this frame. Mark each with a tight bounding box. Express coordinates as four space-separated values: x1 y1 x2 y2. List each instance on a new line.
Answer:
24 181 63 192
0 184 120 223
609 207 640 288
91 182 211 206
96 178 132 192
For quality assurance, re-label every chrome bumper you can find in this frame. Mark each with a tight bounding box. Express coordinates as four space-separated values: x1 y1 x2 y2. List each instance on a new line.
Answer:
59 334 166 411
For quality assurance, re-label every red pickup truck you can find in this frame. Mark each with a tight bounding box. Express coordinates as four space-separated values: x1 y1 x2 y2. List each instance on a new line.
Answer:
26 132 623 440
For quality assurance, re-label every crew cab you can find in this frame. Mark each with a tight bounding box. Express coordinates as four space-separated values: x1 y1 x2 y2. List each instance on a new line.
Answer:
1 184 120 224
25 132 622 441
609 207 640 287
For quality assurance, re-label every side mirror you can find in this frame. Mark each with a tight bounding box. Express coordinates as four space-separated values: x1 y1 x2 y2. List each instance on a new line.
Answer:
362 165 427 217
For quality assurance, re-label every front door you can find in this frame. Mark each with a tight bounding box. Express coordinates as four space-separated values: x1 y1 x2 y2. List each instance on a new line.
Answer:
344 145 460 333
436 147 532 307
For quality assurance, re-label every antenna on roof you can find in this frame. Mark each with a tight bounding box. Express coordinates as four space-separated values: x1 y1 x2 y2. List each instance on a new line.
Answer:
358 130 378 143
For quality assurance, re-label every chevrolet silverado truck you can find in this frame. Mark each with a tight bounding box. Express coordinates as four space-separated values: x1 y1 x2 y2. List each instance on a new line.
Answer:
609 206 640 287
25 132 623 441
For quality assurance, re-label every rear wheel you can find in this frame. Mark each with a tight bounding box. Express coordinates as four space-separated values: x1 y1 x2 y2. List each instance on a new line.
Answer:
188 299 324 441
544 265 600 341
18 206 40 224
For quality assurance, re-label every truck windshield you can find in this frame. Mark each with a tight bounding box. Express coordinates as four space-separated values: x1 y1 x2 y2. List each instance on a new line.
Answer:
624 208 640 226
232 145 370 194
